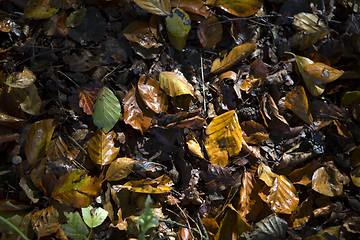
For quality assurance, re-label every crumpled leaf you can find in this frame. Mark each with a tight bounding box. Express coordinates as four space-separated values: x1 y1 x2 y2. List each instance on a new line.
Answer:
9 84 42 115
82 205 108 228
159 71 195 98
312 164 346 197
285 86 313 125
186 131 205 159
88 129 120 166
51 170 101 208
24 0 59 19
105 158 136 181
25 119 58 165
5 68 36 88
258 162 278 187
93 86 121 133
197 15 223 49
31 206 60 238
211 43 256 74
241 120 269 144
122 20 162 49
134 0 171 16
138 75 168 113
62 211 89 240
205 110 243 167
206 0 262 17
78 84 102 115
165 8 191 51
119 174 173 194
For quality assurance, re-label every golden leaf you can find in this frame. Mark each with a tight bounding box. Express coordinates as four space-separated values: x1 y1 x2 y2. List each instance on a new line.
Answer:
120 174 173 194
159 71 195 97
285 86 313 125
88 129 120 166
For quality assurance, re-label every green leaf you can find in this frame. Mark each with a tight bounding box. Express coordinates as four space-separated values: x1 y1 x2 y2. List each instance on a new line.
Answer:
341 91 360 107
82 205 108 229
24 0 59 19
61 212 89 240
93 87 121 133
138 195 159 240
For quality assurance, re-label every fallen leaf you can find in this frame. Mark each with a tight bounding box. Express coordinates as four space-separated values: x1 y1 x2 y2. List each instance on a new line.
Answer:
120 174 173 194
341 91 360 107
241 120 269 144
78 84 102 115
304 62 343 85
290 198 313 228
9 84 42 115
159 71 195 98
197 15 223 49
288 160 321 186
165 8 191 51
285 86 313 125
24 0 59 19
82 205 108 228
61 211 89 240
186 131 205 159
31 206 60 238
105 158 135 181
5 68 36 88
134 0 171 16
240 214 287 239
0 112 25 123
138 75 168 113
88 129 120 166
312 165 345 197
206 0 262 17
238 170 256 219
122 20 162 49
257 162 278 187
171 0 210 17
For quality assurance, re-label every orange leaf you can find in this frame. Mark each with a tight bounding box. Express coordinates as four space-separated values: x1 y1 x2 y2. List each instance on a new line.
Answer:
285 86 313 125
88 129 120 166
25 119 58 165
78 84 101 115
265 175 299 214
241 120 269 144
290 198 313 228
122 20 162 49
171 0 211 17
120 174 173 194
257 162 278 187
51 170 101 208
138 75 168 113
105 158 135 181
205 110 242 167
288 160 321 186
240 76 264 94
123 87 153 134
210 43 256 74
238 170 256 218
159 71 195 98
304 62 343 85
31 206 60 238
186 131 204 159
312 165 345 196
197 15 223 49
206 0 262 17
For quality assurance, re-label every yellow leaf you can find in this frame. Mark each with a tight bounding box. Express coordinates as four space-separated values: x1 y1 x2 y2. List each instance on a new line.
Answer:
304 62 343 85
257 162 278 187
120 175 173 194
5 68 36 88
206 0 262 17
293 12 327 33
134 0 170 16
186 131 204 159
105 158 135 181
24 0 59 19
312 165 345 197
285 86 313 125
159 71 195 97
205 110 242 167
88 129 120 166
211 43 256 74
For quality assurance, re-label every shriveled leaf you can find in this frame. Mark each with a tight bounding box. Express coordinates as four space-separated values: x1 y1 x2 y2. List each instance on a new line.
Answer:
288 160 321 186
285 86 313 125
257 162 278 187
120 174 173 194
197 15 223 49
205 110 242 167
0 112 25 123
304 62 343 85
9 84 42 115
171 0 210 17
47 136 79 162
265 175 299 214
211 43 256 74
122 20 162 49
88 129 120 166
206 0 262 17
138 75 168 113
82 205 108 228
123 87 153 134
93 86 121 133
62 212 89 240
78 84 101 115
105 157 135 181
31 206 60 238
25 119 58 165
341 91 360 107
165 8 191 51
241 120 269 144
51 170 101 208
134 0 170 16
5 68 36 88
240 76 264 94
159 71 195 97
24 0 59 19
312 165 345 197
186 131 204 159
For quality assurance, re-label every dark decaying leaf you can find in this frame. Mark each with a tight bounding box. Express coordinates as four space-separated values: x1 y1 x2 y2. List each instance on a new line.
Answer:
171 0 210 17
24 0 59 19
31 206 61 238
197 16 223 49
122 20 162 49
241 120 269 144
285 86 313 125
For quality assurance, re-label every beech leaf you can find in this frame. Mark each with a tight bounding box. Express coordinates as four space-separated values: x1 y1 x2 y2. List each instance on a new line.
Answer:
165 8 191 51
119 175 173 194
105 158 135 181
88 129 120 166
206 0 262 17
312 165 345 197
285 86 313 125
138 75 168 113
159 71 195 98
134 0 171 16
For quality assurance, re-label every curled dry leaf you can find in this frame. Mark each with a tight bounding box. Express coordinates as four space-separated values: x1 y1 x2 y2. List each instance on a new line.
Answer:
120 174 173 194
206 0 262 17
197 15 223 49
134 0 171 16
122 20 162 49
211 43 257 74
312 165 345 197
257 162 278 187
31 206 61 239
205 110 242 167
88 129 120 166
288 160 321 186
238 170 256 219
186 131 204 159
159 71 195 98
241 120 269 144
5 68 36 88
138 75 168 113
285 86 313 125
218 71 237 82
105 158 136 181
240 76 264 94
25 119 58 165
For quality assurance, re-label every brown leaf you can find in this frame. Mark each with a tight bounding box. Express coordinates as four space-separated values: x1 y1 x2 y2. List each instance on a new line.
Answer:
105 158 135 181
5 67 36 88
285 86 313 125
205 110 243 167
312 164 345 197
171 0 210 17
240 76 264 94
211 43 256 74
88 129 120 166
290 198 313 228
138 75 168 113
9 84 42 115
31 206 61 238
197 15 223 49
134 0 171 16
241 120 269 144
119 174 173 194
288 160 321 186
206 0 262 17
304 62 343 85
238 170 256 218
122 20 162 49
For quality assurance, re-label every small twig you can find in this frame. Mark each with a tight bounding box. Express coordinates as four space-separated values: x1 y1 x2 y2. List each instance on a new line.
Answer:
159 219 208 240
68 135 87 155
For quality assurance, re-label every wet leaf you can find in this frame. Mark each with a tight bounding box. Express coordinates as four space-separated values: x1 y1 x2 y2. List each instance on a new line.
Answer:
293 12 327 33
24 0 59 19
159 71 195 98
0 112 25 123
9 84 42 115
285 86 313 125
171 0 210 17
350 166 360 187
82 205 108 228
341 91 360 107
138 75 168 113
93 86 121 133
123 87 153 134
165 8 191 51
25 119 58 165
265 175 299 214
105 157 135 181
134 0 171 16
122 20 162 49
205 110 243 167
51 170 101 208
290 198 313 228
241 120 269 144
120 174 173 194
88 129 120 166
240 76 264 94
78 84 102 115
62 211 89 240
304 62 343 85
0 17 15 32
258 162 278 187
197 15 223 49
238 170 256 219
312 165 345 197
186 131 205 159
5 68 36 88
291 31 330 50
211 43 256 74
288 160 321 186
31 206 60 238
206 0 262 17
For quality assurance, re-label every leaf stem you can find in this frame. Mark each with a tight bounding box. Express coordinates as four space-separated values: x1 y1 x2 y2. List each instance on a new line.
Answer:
0 215 30 240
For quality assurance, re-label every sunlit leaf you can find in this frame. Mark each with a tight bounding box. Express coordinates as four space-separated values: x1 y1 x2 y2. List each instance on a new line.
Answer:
120 174 173 194
211 43 256 74
240 76 264 94
197 15 223 49
93 86 121 133
78 84 102 115
24 0 59 19
341 91 360 107
186 131 204 159
205 110 242 167
82 205 108 228
31 206 60 238
0 112 25 123
206 0 262 17
257 162 278 187
165 8 191 51
171 0 210 17
62 212 89 240
291 31 330 50
5 68 36 88
238 170 256 219
312 165 345 197
288 160 321 186
285 86 313 125
264 175 299 214
241 120 269 144
304 62 343 85
138 75 168 113
88 129 120 166
202 218 219 238
123 87 153 134
25 119 58 165
122 20 162 49
51 170 101 208
290 198 313 228
9 84 42 115
105 157 135 181
159 71 195 98
293 12 327 33
134 0 170 16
